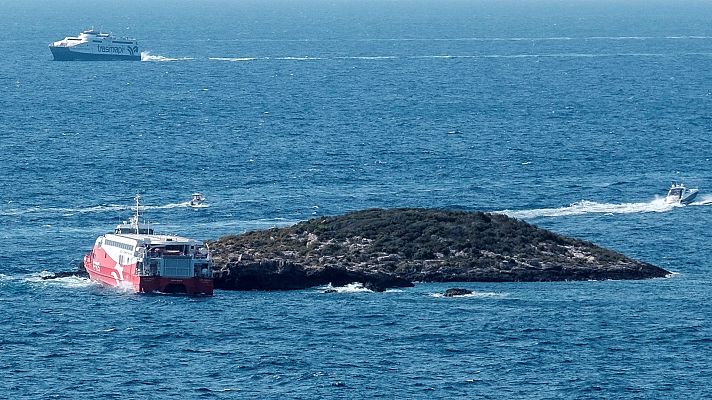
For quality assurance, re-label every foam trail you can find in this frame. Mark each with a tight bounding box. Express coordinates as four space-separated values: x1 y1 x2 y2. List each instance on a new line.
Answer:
143 202 193 210
184 51 712 65
141 52 194 62
0 201 197 217
209 57 257 62
498 198 679 219
335 56 398 60
0 204 128 217
0 199 212 217
273 56 326 61
689 194 712 206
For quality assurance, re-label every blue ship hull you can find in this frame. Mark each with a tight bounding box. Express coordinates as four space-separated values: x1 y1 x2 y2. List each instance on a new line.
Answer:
50 46 140 61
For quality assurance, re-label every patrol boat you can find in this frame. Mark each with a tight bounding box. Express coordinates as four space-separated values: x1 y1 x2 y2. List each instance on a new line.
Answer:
83 195 214 295
49 29 140 61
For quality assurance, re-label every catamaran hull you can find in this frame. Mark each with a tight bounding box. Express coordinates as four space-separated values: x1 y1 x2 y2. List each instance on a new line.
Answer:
50 46 141 61
84 251 213 295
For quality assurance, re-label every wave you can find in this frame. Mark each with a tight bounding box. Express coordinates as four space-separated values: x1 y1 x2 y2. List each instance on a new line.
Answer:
321 282 373 293
498 198 681 219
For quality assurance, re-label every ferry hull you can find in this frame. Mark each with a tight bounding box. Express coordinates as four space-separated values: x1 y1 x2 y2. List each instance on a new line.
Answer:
50 46 141 61
84 252 213 296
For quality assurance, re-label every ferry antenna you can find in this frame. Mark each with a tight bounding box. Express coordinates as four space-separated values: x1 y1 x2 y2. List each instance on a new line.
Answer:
133 193 141 234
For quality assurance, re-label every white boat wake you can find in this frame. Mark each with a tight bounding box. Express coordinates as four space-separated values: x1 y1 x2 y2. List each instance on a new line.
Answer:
208 57 257 62
141 52 195 62
143 202 194 210
688 194 712 206
498 198 682 219
140 49 712 64
0 201 202 217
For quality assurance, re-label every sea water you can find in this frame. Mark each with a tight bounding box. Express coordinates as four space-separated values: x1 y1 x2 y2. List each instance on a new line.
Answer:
1 0 711 398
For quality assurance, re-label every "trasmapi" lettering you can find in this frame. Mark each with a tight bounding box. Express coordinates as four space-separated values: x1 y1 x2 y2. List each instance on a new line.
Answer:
97 45 124 54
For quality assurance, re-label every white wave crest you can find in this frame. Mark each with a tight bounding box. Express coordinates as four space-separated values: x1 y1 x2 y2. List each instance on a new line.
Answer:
498 198 679 219
322 282 373 293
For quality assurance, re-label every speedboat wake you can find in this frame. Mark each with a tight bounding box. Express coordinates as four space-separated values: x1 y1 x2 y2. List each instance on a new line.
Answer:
498 198 679 219
688 194 712 206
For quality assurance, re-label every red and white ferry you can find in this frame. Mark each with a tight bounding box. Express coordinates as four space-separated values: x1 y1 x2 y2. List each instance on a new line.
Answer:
83 195 214 295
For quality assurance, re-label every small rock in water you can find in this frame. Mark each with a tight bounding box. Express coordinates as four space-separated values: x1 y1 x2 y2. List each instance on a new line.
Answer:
41 268 88 280
323 288 338 294
444 288 473 297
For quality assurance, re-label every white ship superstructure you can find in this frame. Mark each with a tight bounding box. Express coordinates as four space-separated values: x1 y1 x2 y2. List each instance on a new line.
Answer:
49 29 140 61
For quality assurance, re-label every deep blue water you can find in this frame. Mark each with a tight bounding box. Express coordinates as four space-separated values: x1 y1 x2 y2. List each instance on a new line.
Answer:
2 0 712 398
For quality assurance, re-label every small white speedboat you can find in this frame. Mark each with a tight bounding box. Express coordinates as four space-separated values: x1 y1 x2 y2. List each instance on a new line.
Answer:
665 183 698 205
189 193 205 207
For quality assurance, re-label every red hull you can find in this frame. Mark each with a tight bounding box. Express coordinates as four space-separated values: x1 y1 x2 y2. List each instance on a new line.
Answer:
84 249 213 296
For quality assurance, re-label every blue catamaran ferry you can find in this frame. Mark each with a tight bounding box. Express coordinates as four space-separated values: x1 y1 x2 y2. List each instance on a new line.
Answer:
49 29 140 61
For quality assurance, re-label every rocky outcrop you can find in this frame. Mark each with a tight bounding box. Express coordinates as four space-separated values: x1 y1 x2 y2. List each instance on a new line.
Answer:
443 288 473 297
212 261 412 292
41 262 88 280
209 208 669 290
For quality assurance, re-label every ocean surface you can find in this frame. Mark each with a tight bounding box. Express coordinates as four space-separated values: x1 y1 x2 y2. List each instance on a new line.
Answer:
1 0 712 398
